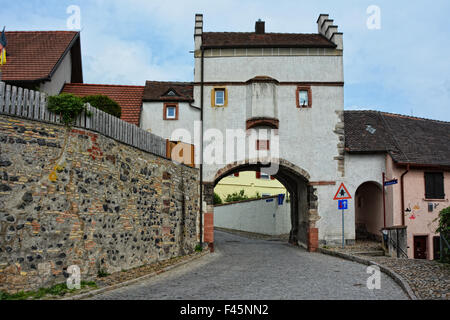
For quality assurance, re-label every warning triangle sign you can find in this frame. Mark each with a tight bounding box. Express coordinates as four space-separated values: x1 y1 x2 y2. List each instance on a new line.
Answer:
333 183 352 200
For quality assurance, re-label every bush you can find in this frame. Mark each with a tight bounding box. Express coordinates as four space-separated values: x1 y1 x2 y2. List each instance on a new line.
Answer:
437 206 450 237
436 206 450 263
47 93 89 126
214 192 222 205
82 95 121 118
225 190 249 203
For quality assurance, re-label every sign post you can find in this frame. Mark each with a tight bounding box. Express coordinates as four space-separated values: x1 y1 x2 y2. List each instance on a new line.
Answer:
334 183 352 249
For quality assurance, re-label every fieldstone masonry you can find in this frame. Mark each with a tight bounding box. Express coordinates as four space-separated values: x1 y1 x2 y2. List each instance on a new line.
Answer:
0 115 199 293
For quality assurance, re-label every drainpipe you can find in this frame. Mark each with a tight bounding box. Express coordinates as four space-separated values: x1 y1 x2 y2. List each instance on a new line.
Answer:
199 48 204 247
400 164 410 226
382 172 386 228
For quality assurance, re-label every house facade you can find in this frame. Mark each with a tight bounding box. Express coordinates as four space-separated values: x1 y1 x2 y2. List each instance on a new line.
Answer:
139 14 449 257
345 111 450 260
0 31 83 95
214 170 287 201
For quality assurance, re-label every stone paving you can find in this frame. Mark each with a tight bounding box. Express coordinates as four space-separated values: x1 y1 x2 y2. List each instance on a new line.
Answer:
325 241 450 300
91 230 408 300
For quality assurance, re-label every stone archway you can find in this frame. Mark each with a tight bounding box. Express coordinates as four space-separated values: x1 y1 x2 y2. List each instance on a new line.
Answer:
203 158 320 252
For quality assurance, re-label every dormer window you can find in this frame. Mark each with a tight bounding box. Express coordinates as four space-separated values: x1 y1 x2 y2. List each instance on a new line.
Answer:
164 103 179 120
163 88 178 97
296 86 312 108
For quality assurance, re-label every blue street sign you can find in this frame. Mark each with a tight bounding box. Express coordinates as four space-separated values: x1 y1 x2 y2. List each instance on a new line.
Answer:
384 179 398 187
277 194 285 205
338 200 348 210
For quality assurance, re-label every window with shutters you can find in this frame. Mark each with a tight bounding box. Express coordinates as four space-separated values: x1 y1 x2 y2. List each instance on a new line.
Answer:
425 172 445 199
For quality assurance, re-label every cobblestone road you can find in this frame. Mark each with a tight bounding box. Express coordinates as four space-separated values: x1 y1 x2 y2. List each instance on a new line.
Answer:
92 231 408 300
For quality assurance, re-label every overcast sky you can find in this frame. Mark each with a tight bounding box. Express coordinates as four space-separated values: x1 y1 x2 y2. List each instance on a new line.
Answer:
1 0 449 121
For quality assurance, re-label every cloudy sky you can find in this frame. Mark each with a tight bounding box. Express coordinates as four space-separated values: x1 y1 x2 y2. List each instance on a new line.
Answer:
1 0 449 121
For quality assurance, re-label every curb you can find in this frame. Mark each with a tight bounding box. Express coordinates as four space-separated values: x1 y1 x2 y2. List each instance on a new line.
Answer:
318 247 418 300
62 251 210 300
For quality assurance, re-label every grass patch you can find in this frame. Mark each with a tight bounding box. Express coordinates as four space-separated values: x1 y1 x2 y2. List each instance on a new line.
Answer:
195 244 203 252
97 269 110 278
0 281 97 300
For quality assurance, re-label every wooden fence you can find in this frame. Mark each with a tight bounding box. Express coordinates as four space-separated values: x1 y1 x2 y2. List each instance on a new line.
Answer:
0 81 166 158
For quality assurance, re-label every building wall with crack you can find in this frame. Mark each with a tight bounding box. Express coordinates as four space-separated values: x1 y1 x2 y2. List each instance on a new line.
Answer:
0 115 199 293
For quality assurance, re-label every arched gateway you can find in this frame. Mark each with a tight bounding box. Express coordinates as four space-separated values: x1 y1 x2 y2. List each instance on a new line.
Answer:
202 159 320 252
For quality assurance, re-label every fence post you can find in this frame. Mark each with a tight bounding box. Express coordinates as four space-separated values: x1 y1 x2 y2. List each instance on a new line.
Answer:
5 84 11 114
0 81 5 113
10 86 17 116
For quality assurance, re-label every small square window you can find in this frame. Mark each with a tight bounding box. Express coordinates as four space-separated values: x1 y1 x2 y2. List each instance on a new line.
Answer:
260 173 270 180
215 89 225 106
299 91 309 107
296 86 312 108
256 140 270 151
166 107 176 119
164 103 178 120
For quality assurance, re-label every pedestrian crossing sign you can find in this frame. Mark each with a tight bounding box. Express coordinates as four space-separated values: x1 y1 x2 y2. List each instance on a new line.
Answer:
333 183 352 200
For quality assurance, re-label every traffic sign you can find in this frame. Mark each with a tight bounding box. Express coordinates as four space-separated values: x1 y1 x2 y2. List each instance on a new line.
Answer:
338 200 348 210
333 183 352 200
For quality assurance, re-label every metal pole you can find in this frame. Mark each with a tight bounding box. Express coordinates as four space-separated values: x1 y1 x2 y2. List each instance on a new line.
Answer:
342 209 345 249
382 172 386 228
199 48 204 248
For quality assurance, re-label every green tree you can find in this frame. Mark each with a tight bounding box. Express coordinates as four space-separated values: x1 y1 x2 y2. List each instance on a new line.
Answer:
82 95 121 118
214 192 223 205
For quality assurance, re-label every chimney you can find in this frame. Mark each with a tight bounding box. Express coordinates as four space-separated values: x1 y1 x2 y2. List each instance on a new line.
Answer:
194 13 203 51
255 19 265 34
316 14 343 51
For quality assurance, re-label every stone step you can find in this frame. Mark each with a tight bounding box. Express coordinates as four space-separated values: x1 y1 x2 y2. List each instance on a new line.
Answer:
353 250 386 257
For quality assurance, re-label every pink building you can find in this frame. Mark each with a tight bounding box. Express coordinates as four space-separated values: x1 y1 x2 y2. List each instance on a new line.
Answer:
345 111 450 260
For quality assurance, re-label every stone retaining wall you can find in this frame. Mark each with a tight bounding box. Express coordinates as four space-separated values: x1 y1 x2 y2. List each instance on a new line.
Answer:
0 115 199 293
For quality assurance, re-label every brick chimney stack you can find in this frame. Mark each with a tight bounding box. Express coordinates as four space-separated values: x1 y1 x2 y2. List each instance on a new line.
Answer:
255 19 265 34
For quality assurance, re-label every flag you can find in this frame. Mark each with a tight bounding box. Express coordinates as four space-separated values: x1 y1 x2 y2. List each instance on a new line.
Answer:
0 27 6 66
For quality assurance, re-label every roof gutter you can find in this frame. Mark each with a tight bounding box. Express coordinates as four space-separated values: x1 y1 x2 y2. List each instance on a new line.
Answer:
396 162 450 170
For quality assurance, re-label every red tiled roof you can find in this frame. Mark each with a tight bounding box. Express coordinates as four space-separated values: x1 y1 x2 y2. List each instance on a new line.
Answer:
143 81 193 102
345 111 450 167
62 83 145 126
202 32 336 49
0 31 79 81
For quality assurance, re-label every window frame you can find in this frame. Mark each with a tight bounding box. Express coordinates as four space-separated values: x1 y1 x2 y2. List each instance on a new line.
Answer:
296 86 312 108
211 87 228 107
163 103 179 120
424 172 445 200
